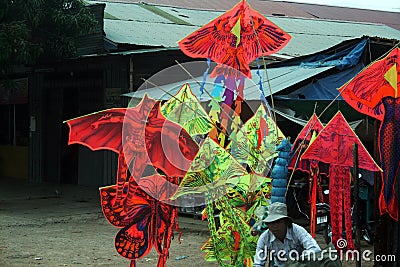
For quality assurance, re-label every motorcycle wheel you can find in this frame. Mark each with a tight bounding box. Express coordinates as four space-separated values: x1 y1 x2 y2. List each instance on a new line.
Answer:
323 223 332 244
362 229 374 245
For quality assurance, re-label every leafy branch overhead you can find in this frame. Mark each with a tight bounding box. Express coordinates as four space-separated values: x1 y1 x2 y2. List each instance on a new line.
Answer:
0 0 97 75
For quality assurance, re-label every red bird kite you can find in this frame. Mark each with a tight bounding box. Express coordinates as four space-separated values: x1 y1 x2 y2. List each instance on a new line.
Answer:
178 0 291 78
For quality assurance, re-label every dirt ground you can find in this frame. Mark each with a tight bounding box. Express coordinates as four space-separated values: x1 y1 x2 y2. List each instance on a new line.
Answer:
0 177 374 267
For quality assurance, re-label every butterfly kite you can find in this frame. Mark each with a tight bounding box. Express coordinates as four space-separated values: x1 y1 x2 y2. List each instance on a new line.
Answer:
100 175 179 267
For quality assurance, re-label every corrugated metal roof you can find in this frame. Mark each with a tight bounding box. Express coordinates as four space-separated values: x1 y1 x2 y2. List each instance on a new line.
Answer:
88 1 400 57
92 0 399 31
78 47 180 58
89 1 172 23
155 6 224 26
92 0 314 17
284 2 400 31
104 19 199 47
268 16 400 56
122 65 334 100
249 65 335 97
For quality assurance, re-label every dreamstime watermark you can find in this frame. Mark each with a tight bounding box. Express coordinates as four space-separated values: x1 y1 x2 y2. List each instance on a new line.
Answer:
338 238 396 262
255 238 396 263
333 238 396 262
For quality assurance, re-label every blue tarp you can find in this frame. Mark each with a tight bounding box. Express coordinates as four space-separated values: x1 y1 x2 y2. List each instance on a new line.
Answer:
300 39 367 70
275 38 368 101
278 63 365 100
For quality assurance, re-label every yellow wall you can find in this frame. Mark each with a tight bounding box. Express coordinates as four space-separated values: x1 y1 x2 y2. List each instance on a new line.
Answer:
0 145 28 179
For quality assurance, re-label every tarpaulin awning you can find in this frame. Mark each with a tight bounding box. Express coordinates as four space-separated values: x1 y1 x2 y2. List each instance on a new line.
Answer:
122 65 334 101
274 38 368 101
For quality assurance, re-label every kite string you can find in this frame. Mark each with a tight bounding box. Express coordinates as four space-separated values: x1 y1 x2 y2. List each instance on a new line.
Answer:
142 77 274 179
248 9 279 139
173 60 274 172
284 102 318 197
199 58 211 100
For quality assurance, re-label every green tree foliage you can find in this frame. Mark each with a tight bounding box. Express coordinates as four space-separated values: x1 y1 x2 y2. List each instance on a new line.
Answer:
0 0 97 75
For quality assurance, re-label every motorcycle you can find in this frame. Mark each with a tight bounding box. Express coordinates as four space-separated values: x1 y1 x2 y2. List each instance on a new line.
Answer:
316 201 332 244
316 189 374 245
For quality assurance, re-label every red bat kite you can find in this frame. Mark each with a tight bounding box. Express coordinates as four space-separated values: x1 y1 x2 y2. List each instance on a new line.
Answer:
66 95 199 205
66 95 199 267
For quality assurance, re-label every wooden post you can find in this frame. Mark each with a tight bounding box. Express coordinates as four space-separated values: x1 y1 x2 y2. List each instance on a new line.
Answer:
353 143 361 267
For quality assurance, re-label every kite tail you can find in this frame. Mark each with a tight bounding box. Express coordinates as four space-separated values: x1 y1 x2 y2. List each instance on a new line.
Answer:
233 231 241 251
116 153 128 206
219 104 232 147
329 165 343 250
379 184 399 221
199 58 211 99
310 172 317 238
157 255 167 267
218 76 237 146
129 260 136 267
173 207 183 244
205 197 229 267
379 115 399 221
219 195 253 265
157 208 179 267
343 171 355 251
329 165 355 251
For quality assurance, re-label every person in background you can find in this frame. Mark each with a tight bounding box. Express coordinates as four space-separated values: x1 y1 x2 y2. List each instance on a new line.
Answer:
254 202 321 267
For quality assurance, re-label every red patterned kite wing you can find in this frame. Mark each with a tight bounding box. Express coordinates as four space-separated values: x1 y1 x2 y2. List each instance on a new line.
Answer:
100 183 132 228
178 0 291 78
301 112 381 171
123 102 199 178
66 108 126 154
66 95 199 178
288 114 325 172
294 114 323 142
339 47 400 121
66 95 158 156
114 186 158 260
